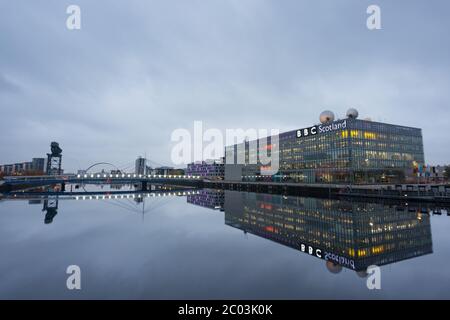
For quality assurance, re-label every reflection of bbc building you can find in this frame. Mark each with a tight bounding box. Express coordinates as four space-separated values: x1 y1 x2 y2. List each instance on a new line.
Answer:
225 109 424 184
224 191 433 273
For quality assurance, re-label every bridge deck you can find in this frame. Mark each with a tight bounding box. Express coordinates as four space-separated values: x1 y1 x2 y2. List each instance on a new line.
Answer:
2 174 203 187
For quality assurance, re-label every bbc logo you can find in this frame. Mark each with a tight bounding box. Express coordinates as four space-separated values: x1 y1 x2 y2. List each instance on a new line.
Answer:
296 126 318 138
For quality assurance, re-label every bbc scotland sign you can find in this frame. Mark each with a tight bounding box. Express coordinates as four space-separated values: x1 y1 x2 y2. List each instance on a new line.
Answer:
297 119 347 138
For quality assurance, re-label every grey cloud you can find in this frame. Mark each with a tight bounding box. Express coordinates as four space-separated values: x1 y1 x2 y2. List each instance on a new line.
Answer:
0 0 449 169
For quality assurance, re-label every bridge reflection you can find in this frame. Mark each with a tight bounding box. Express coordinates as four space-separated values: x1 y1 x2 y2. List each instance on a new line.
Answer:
3 187 446 275
3 188 200 224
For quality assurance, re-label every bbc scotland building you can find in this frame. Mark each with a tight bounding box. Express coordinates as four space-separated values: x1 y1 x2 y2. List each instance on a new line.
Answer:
223 190 432 272
225 109 425 184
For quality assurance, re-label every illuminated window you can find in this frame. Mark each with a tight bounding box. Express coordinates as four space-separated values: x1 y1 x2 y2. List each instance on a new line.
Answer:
357 249 367 257
364 131 377 139
350 130 359 138
372 245 384 254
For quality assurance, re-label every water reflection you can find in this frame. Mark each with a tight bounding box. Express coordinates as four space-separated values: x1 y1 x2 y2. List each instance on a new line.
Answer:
3 187 447 276
3 188 200 224
187 189 225 210
189 189 437 274
42 196 59 224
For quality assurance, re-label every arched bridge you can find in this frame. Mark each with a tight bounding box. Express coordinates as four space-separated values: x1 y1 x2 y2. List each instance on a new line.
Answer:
83 162 122 173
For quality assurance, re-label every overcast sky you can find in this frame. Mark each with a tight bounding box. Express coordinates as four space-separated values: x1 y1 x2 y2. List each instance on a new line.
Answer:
1 0 449 171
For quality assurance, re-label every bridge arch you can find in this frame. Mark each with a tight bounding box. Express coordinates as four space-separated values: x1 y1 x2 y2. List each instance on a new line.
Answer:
84 162 121 173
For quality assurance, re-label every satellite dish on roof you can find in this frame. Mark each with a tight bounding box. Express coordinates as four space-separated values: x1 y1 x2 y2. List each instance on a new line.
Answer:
356 270 369 278
346 108 359 119
326 261 343 274
319 110 335 124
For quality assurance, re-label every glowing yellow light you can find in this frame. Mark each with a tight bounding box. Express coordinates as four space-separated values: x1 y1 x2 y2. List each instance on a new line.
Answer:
371 245 384 254
357 249 367 257
350 130 359 138
363 131 377 139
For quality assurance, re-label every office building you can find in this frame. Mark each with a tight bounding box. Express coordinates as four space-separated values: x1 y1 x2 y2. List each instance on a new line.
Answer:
186 159 224 179
0 157 46 175
225 109 425 184
32 158 45 172
147 166 183 176
135 156 146 175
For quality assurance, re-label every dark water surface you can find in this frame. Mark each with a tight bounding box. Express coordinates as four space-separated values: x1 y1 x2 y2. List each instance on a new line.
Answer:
1 187 449 299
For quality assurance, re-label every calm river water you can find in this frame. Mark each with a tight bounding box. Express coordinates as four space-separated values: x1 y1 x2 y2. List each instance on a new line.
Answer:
1 187 449 299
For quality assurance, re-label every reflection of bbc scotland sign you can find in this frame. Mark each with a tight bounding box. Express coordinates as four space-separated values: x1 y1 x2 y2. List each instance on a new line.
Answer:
300 242 356 270
300 243 322 258
297 120 347 138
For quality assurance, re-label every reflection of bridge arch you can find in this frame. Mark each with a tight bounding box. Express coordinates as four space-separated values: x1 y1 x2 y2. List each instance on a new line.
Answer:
84 162 121 173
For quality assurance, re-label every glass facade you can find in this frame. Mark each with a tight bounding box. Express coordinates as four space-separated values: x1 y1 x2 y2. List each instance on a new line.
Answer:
225 118 425 184
186 161 225 179
223 190 432 272
187 189 224 209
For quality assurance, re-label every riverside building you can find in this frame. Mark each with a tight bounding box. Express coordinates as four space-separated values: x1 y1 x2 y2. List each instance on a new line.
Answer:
0 158 46 175
224 109 425 184
186 159 225 180
223 190 432 272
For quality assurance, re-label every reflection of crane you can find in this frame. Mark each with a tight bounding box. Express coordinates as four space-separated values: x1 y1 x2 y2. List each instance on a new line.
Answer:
42 195 59 224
